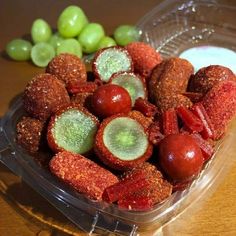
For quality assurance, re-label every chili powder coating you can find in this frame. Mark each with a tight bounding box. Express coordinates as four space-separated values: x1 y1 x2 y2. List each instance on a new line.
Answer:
16 116 44 153
202 80 236 140
46 53 87 88
189 65 236 95
125 42 162 78
49 151 118 201
149 58 194 113
94 114 153 171
23 73 70 121
120 163 172 207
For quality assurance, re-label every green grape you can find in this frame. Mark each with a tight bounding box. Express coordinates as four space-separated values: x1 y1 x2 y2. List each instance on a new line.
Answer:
78 23 105 54
56 38 82 58
48 32 64 49
114 25 140 46
58 5 88 38
31 42 55 67
6 39 32 61
31 19 52 43
97 36 117 50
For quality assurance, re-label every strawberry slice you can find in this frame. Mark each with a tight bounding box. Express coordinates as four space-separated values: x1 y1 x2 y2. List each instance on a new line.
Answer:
191 103 214 139
134 97 158 117
102 170 149 203
162 108 179 136
191 133 214 161
118 195 153 210
177 106 203 132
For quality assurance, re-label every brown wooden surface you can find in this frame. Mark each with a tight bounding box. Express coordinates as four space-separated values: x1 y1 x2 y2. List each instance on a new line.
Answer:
0 1 236 235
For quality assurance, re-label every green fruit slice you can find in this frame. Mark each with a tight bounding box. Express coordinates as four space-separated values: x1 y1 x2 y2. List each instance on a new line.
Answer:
94 47 132 82
103 117 148 160
31 42 55 67
110 72 146 106
52 109 98 154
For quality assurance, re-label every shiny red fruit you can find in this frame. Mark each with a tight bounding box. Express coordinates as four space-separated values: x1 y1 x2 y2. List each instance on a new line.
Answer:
158 134 204 182
91 84 132 118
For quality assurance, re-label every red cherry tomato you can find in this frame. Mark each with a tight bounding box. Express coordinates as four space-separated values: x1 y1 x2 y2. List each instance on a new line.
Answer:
91 84 132 118
158 133 204 182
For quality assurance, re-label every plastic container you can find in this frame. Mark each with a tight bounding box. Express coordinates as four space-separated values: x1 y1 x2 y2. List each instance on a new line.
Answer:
1 0 236 235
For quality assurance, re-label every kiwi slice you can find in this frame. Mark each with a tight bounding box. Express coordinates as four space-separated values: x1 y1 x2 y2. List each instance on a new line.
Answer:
103 117 148 161
50 108 98 154
110 72 146 105
93 46 132 82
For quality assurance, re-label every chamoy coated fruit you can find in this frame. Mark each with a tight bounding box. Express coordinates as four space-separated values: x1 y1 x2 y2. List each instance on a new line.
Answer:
109 72 147 106
95 114 153 170
47 105 99 154
90 84 132 118
92 46 133 82
158 133 204 182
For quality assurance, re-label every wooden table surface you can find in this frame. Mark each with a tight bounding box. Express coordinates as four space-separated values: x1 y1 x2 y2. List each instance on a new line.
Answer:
0 0 236 235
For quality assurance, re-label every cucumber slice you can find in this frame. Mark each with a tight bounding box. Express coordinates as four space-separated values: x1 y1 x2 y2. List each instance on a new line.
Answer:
103 117 148 161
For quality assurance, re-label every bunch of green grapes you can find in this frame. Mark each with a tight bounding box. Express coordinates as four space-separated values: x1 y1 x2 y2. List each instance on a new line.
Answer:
6 5 140 67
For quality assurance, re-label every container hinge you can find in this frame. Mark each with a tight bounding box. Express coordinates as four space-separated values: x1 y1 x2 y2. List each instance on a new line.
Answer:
89 211 138 236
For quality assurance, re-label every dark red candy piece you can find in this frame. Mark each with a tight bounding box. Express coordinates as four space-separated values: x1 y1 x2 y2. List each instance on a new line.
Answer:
191 103 214 139
162 108 179 136
177 106 203 133
159 134 204 182
148 121 164 145
118 195 153 210
134 98 158 117
67 81 98 94
191 133 214 161
102 170 148 203
91 84 132 118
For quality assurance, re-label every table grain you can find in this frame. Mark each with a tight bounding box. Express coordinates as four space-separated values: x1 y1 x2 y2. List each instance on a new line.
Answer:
0 1 236 235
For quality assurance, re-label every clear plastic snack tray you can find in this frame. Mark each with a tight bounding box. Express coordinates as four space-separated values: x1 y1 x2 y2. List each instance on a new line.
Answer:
0 0 236 235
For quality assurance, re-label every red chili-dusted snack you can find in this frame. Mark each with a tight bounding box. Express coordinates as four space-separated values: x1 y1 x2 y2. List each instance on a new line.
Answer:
117 163 172 209
23 73 70 121
128 110 153 131
191 133 214 162
202 80 236 139
50 151 118 201
102 170 149 203
109 72 147 106
134 97 158 117
70 92 92 108
47 105 99 154
90 84 132 118
162 108 179 136
92 46 133 82
191 103 214 139
16 116 45 153
94 114 153 171
148 121 164 146
67 81 98 94
46 53 87 88
125 42 162 78
176 106 203 133
159 134 204 182
149 58 194 113
189 65 236 95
